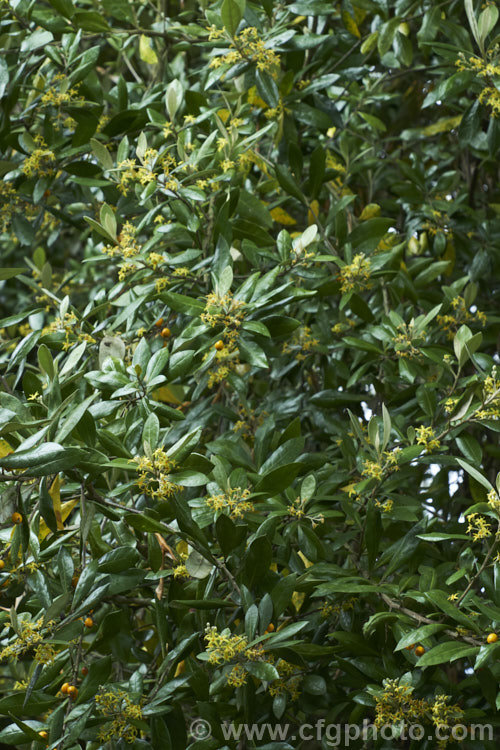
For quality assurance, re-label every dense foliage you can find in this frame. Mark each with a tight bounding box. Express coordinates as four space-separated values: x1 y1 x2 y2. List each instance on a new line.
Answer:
1 0 500 747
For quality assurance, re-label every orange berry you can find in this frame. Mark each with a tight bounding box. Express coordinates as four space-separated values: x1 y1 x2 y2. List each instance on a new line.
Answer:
61 682 70 694
487 632 498 644
405 644 415 650
81 666 88 675
11 512 22 524
160 327 171 338
214 340 224 351
71 575 79 588
155 317 164 327
84 616 94 628
415 645 425 656
0 560 5 570
265 623 275 633
67 685 78 699
38 731 48 739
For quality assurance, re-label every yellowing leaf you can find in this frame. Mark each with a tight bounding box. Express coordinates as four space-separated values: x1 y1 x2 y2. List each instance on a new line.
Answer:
0 439 13 458
420 115 462 136
174 660 186 677
39 499 78 541
442 240 455 276
270 206 297 226
298 551 313 568
308 199 320 225
152 386 183 405
176 540 188 556
353 5 367 24
139 34 158 65
244 149 270 176
217 108 230 124
50 475 64 531
247 86 268 109
342 11 361 38
360 203 381 220
292 590 306 612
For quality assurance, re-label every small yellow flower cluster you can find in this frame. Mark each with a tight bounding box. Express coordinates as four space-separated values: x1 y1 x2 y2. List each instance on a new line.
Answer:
437 296 486 339
13 679 30 690
143 252 163 271
118 262 137 281
96 687 144 744
103 221 140 259
456 53 500 117
172 266 190 278
338 253 371 294
204 626 303 695
466 513 492 541
456 54 500 77
374 680 427 727
132 448 181 500
362 460 384 481
173 563 190 579
0 181 33 233
22 146 56 178
444 396 458 414
209 26 280 73
155 277 170 293
289 497 324 527
430 694 464 740
321 597 358 619
205 486 253 519
201 291 246 336
474 407 500 421
232 403 267 440
116 149 160 194
374 498 393 513
415 425 441 453
281 326 319 361
392 322 426 359
268 659 302 701
201 292 246 386
41 79 84 108
289 497 305 518
205 339 240 387
227 663 248 687
34 642 57 664
42 311 79 351
362 449 400 485
264 100 290 121
0 617 55 662
477 370 500 419
331 319 356 336
487 488 500 513
479 86 500 115
375 680 463 743
204 625 248 665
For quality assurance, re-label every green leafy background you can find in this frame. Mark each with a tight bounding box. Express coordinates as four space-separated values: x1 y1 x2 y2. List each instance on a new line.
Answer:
1 0 500 747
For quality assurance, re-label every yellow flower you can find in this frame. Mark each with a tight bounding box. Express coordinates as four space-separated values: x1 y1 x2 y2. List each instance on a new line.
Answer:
338 253 371 293
415 425 441 453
